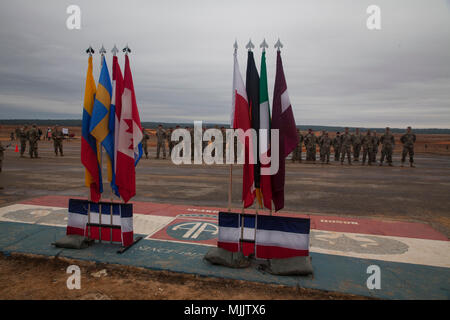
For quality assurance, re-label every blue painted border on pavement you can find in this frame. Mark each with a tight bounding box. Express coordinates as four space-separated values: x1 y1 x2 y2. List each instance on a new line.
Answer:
0 221 448 299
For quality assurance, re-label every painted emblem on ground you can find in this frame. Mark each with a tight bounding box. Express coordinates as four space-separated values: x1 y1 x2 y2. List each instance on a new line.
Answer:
311 231 409 255
167 221 218 241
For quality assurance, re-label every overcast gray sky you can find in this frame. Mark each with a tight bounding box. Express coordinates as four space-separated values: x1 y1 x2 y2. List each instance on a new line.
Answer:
0 0 449 128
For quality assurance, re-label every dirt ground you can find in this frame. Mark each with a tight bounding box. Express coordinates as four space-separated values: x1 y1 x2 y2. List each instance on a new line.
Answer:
0 253 368 300
0 125 449 300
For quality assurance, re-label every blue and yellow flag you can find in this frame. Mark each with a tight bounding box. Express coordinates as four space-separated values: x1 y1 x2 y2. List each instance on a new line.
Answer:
81 55 102 202
89 57 117 196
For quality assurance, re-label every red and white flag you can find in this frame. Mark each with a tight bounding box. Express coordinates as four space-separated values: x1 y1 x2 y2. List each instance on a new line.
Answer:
116 54 143 203
231 51 255 208
112 55 124 185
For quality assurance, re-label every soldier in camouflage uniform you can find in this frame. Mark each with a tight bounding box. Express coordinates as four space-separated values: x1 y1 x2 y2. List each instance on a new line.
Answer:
351 128 363 162
317 130 326 146
167 127 174 158
291 129 303 163
400 126 416 167
141 129 150 159
51 125 64 156
156 125 167 159
319 132 332 164
18 125 28 157
379 127 395 166
304 129 317 162
27 124 39 158
332 132 341 161
371 131 379 164
340 127 352 165
361 130 373 165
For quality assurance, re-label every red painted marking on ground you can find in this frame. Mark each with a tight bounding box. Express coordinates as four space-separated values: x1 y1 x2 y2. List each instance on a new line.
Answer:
150 218 217 246
21 195 449 241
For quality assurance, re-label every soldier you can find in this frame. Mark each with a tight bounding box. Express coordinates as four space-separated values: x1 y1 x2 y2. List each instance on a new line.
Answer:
37 127 43 140
155 125 167 159
167 127 174 158
51 125 64 156
141 129 150 159
28 124 39 158
371 131 379 164
361 130 373 165
304 129 317 162
400 126 416 167
319 132 332 164
379 127 395 166
317 130 326 146
340 127 352 165
18 125 28 157
291 129 304 162
351 128 363 162
332 132 341 161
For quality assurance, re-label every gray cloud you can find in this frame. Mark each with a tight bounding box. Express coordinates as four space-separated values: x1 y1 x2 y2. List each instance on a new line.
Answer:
0 0 449 128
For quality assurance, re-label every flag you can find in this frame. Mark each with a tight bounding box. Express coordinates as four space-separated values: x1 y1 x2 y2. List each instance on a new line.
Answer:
111 55 124 197
259 50 272 210
218 212 256 256
231 50 255 208
116 54 143 203
246 50 262 208
81 55 102 202
217 212 310 259
67 199 134 247
89 57 114 196
271 51 299 211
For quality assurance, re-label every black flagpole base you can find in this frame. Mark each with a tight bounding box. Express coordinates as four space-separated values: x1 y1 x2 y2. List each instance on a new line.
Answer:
117 236 143 254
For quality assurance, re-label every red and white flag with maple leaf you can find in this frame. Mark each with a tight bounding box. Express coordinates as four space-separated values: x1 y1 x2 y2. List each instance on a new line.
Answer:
116 54 143 203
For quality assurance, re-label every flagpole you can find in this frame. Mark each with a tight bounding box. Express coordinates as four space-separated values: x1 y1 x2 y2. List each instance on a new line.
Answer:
98 45 108 243
228 41 239 213
110 45 120 244
86 45 95 241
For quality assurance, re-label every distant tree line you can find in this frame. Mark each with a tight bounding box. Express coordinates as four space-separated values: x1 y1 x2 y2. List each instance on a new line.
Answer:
0 119 449 134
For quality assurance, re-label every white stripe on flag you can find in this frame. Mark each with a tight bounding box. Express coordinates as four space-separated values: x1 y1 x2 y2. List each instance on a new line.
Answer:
256 229 309 251
121 217 133 232
219 226 255 242
67 212 87 230
281 89 291 113
89 212 121 226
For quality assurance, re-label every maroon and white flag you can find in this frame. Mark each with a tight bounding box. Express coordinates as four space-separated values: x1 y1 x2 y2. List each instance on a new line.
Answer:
116 54 143 203
271 50 299 211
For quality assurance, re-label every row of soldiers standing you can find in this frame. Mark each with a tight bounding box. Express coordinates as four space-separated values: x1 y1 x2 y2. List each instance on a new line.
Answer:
15 124 65 158
141 125 176 160
292 126 417 167
141 125 236 161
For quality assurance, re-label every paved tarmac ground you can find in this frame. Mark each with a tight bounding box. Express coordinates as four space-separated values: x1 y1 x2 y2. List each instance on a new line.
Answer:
1 139 449 237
